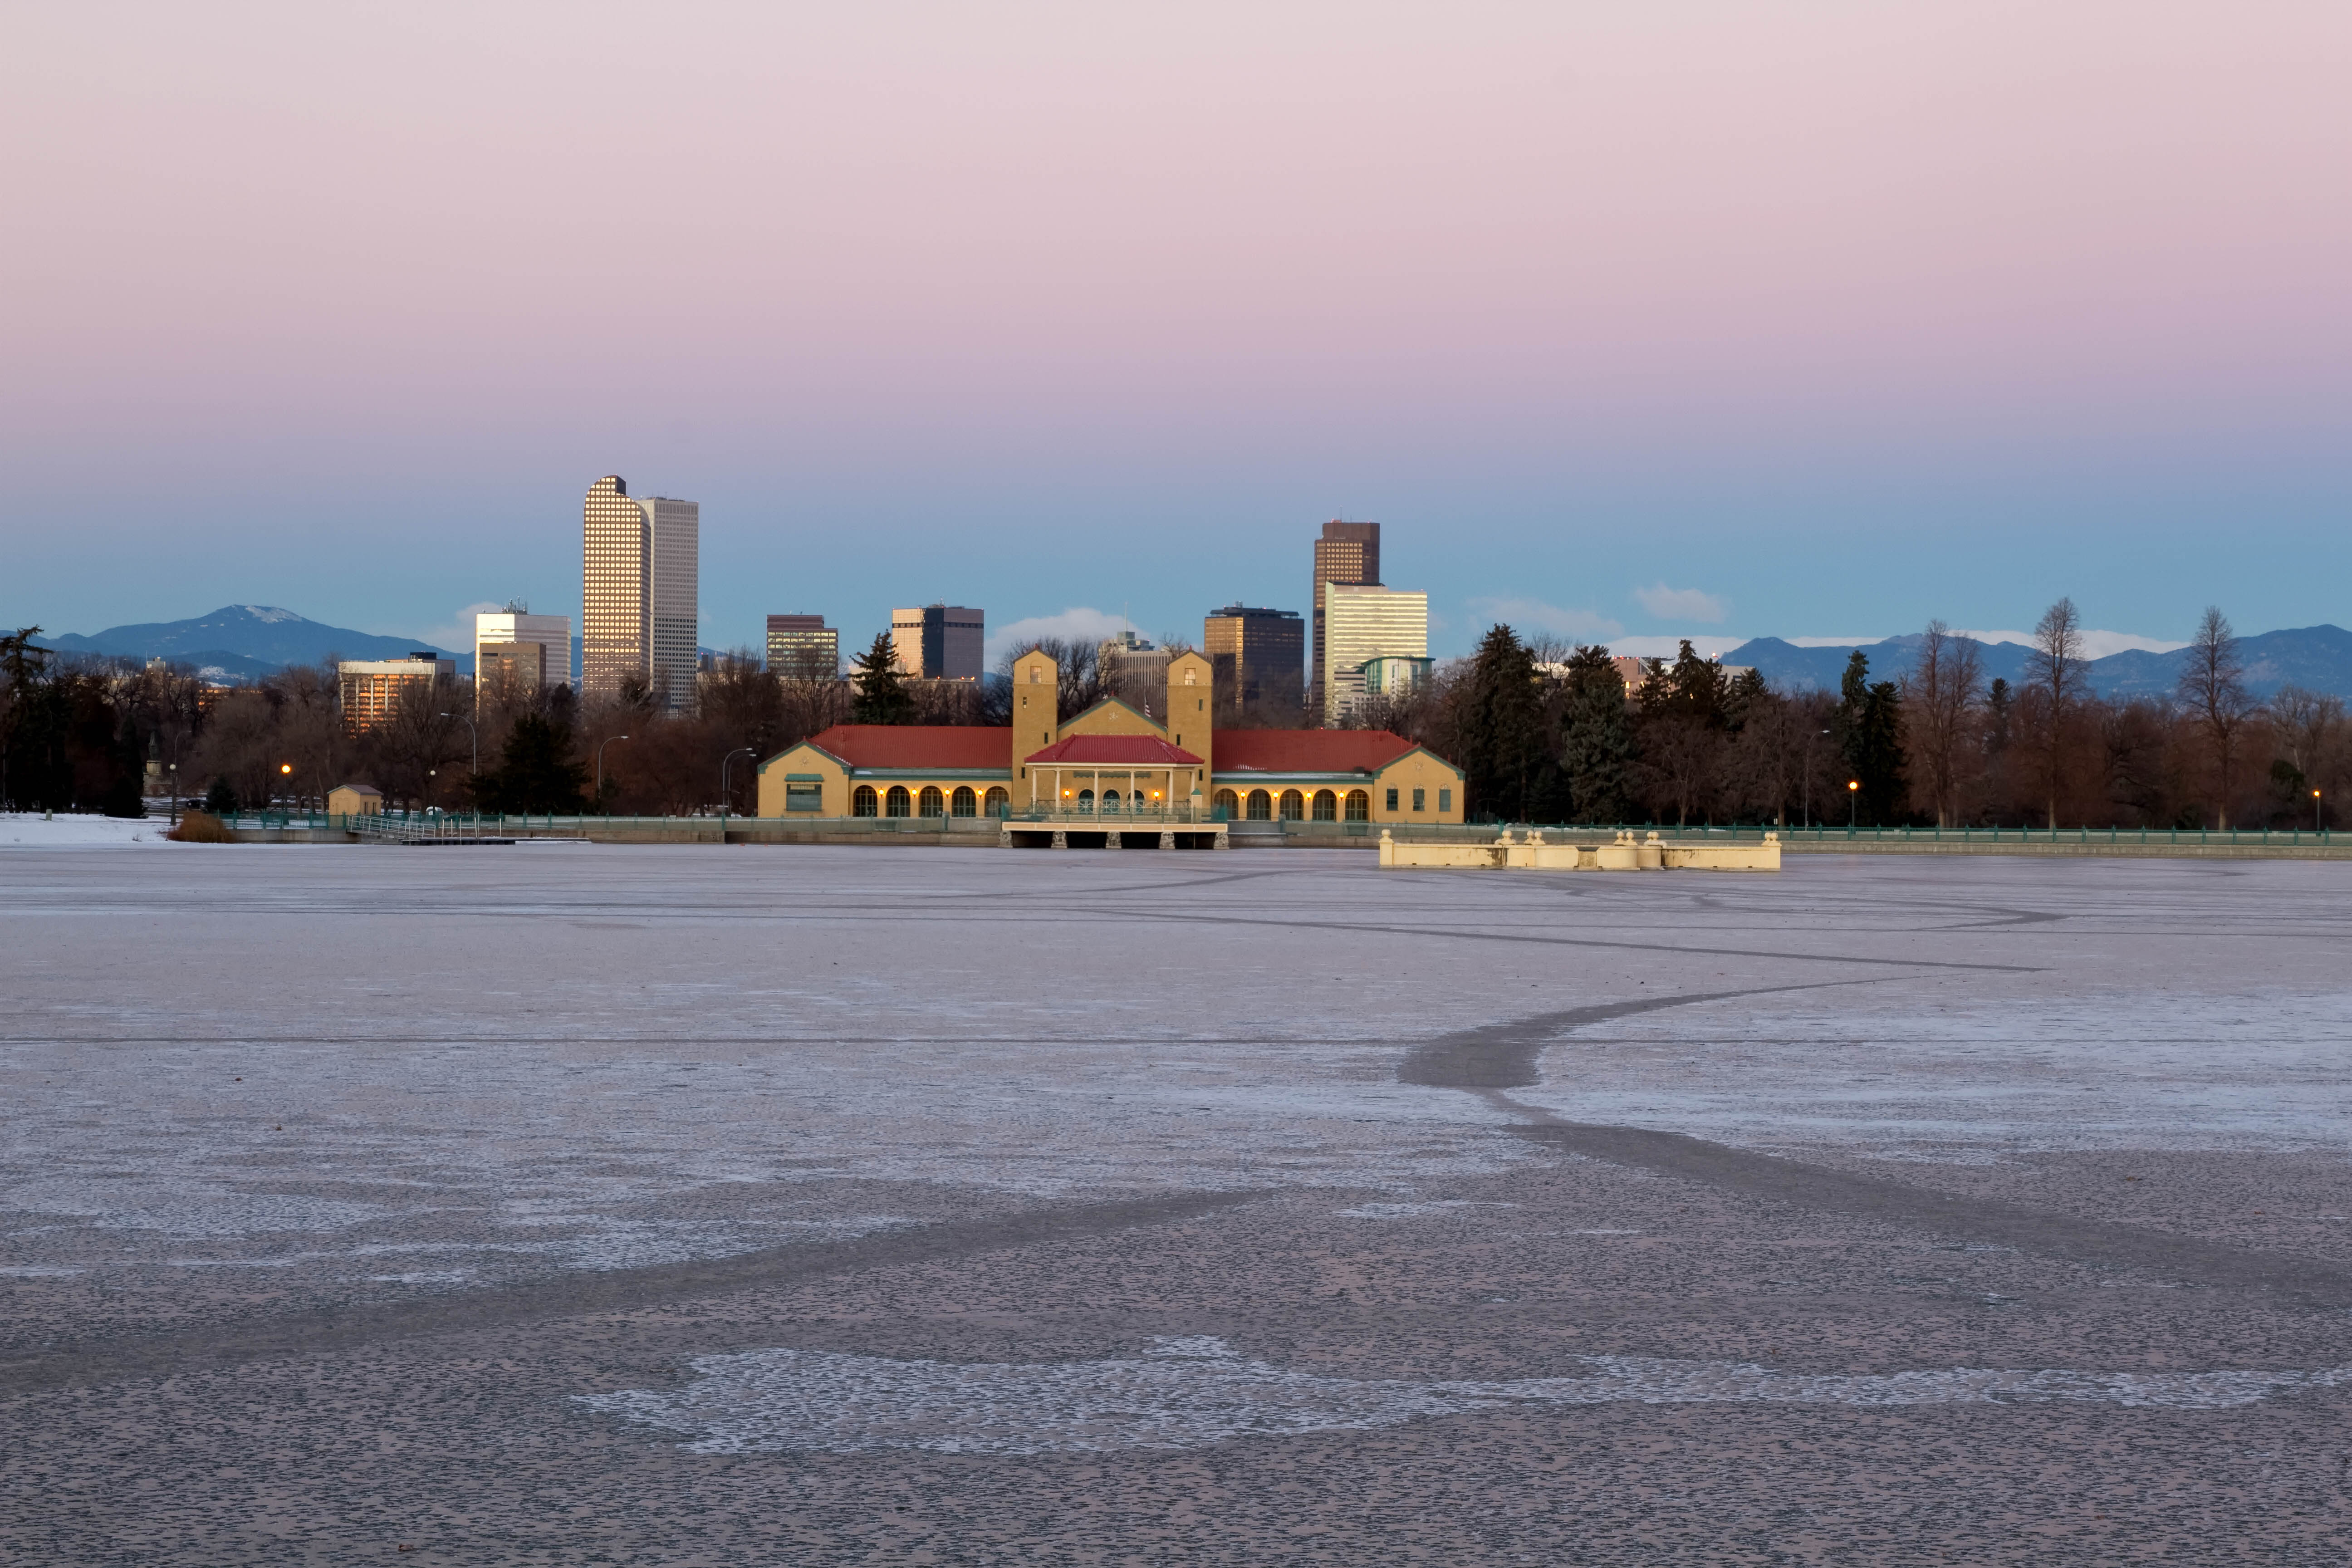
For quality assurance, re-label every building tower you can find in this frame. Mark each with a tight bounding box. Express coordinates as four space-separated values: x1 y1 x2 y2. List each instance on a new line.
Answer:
1320 583 1428 725
1309 519 1380 714
582 475 699 710
1202 605 1304 715
889 605 985 680
765 615 839 679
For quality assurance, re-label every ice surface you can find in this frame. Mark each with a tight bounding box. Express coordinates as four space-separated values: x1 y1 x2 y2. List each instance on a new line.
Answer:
0 812 176 848
576 1335 2352 1454
6 844 2352 1296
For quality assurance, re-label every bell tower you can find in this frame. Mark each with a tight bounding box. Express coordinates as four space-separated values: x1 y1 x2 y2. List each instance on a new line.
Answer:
1012 648 1059 807
1166 650 1213 794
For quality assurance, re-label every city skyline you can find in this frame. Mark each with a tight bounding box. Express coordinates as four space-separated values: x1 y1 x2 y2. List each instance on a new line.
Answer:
6 6 2347 659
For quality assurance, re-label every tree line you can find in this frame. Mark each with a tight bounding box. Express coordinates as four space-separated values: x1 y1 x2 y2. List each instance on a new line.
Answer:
1360 601 2345 830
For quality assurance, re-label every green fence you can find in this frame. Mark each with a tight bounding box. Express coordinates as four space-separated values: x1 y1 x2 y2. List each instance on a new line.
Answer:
1382 822 2341 848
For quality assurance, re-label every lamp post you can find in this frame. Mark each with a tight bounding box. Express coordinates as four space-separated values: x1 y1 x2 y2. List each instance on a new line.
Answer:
167 762 178 828
596 734 629 811
2316 788 2323 833
720 747 755 823
279 761 294 820
1848 778 1859 831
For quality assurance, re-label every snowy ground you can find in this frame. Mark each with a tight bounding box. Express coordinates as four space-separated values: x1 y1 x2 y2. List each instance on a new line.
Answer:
6 846 2352 1562
0 811 179 848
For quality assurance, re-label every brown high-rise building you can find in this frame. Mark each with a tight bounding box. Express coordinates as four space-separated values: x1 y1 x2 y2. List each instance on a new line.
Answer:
1309 519 1380 711
1203 605 1304 714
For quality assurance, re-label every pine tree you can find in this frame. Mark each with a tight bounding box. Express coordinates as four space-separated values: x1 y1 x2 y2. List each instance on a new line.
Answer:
475 715 588 814
850 632 915 725
1834 652 1906 825
1559 645 1632 823
1455 625 1545 821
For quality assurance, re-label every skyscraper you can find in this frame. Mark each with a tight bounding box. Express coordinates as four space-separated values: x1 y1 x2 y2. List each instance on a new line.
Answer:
582 475 699 710
889 605 984 680
1321 583 1428 725
765 614 839 679
1203 604 1304 713
1309 519 1380 712
474 607 571 709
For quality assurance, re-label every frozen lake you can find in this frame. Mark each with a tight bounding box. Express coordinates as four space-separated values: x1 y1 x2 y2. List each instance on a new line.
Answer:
6 844 2352 1562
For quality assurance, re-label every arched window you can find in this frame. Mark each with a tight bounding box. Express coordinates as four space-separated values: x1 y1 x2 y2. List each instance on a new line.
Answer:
983 786 1009 817
1311 789 1337 821
1344 789 1371 822
853 785 878 818
885 786 911 817
1183 666 1196 686
951 786 976 817
1214 789 1238 820
1278 790 1304 820
1077 789 1095 813
1102 789 1122 812
1246 789 1272 821
918 786 944 817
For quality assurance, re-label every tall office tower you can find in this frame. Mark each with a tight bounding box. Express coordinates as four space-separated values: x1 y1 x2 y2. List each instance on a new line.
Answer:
765 614 839 679
1320 583 1428 725
1202 604 1304 713
582 475 699 710
1309 519 1381 711
337 653 455 734
889 604 985 679
474 607 572 708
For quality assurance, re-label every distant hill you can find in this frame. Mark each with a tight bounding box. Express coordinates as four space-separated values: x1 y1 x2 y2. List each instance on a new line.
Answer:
1722 625 2352 701
35 605 465 681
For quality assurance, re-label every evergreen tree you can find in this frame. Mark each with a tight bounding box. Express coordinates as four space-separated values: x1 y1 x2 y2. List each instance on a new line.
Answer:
475 715 588 814
204 777 240 815
850 632 915 725
1835 652 1906 824
101 710 146 818
1454 625 1546 821
1559 645 1633 823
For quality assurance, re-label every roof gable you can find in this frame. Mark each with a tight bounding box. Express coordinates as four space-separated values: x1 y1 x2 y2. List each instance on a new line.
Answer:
1062 695 1165 737
1026 735 1204 766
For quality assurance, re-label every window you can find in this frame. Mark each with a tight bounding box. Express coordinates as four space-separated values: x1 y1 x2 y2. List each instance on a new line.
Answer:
1438 788 1452 814
1385 788 1398 812
1246 789 1272 820
918 786 944 817
1412 788 1425 812
886 786 911 817
1214 789 1239 820
985 786 1009 816
1078 788 1095 812
1345 790 1370 822
1103 789 1122 811
1030 666 1043 684
853 785 878 818
1278 790 1304 820
1183 667 1196 686
1311 790 1337 822
951 786 976 817
785 780 823 813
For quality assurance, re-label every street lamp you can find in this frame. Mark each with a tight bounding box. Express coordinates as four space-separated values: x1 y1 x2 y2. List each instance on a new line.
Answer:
596 734 630 809
720 747 755 822
279 761 294 818
2316 788 2323 833
1847 778 1860 831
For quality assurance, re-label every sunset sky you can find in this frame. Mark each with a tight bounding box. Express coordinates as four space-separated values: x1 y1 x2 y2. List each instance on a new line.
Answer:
5 3 2348 659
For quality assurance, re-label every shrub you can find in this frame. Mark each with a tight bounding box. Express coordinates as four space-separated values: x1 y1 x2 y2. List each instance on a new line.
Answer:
167 810 237 843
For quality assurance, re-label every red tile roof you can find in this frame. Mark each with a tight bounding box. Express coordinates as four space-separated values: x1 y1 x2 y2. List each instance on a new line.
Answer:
1024 735 1203 766
1211 730 1425 774
800 725 1010 769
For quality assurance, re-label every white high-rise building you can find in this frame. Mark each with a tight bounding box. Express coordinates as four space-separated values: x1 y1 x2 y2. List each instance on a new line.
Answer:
474 608 571 700
1320 583 1428 725
582 475 699 710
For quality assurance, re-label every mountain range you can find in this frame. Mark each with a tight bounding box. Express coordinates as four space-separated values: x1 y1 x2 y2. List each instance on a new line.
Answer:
1722 625 2352 700
32 606 464 681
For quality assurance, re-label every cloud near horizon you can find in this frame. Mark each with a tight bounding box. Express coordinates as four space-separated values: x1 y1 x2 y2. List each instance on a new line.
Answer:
1632 583 1729 624
1464 598 1623 642
984 607 1137 667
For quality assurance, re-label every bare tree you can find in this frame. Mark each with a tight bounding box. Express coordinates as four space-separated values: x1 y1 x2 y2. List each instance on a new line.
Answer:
1902 622 1984 827
2175 606 2253 828
2029 598 2085 828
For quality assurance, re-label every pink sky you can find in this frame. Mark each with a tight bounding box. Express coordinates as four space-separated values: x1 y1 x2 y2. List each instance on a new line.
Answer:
5 2 2349 649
